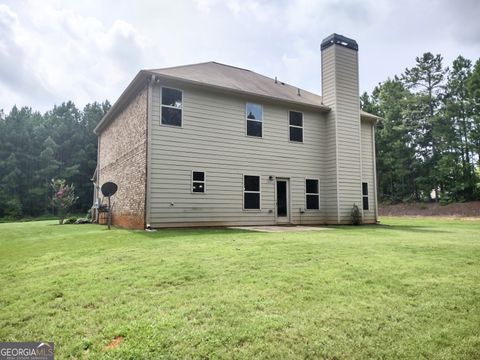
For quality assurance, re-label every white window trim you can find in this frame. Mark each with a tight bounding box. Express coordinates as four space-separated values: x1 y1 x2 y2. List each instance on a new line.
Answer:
191 170 206 194
362 182 369 211
160 86 184 128
245 102 263 138
243 174 262 211
288 110 304 143
305 178 320 211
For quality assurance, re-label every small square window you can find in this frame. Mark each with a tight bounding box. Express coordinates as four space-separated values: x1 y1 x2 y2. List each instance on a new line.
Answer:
192 171 205 193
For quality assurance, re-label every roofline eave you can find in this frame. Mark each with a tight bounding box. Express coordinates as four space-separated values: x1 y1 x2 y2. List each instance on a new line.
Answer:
94 70 151 135
147 71 332 113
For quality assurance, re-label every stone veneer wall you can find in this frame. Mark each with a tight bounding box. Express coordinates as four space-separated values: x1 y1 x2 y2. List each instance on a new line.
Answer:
98 86 148 229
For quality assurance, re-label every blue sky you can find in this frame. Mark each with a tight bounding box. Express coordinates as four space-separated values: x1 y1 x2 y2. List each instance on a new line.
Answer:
1 0 479 112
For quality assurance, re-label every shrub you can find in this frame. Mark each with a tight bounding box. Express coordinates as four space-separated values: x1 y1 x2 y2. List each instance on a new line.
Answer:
75 218 91 224
5 198 23 220
351 203 362 225
64 217 77 224
51 178 78 225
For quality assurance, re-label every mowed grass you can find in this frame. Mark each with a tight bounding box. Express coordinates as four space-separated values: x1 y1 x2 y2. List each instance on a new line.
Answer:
0 218 479 359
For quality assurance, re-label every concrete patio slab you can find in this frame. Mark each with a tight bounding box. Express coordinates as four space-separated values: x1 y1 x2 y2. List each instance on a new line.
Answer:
228 225 333 233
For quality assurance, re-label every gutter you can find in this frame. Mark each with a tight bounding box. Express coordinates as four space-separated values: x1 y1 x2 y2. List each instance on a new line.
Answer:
360 111 382 123
146 71 332 113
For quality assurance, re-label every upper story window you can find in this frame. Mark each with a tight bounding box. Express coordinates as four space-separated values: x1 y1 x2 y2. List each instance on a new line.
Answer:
161 87 183 127
246 103 262 137
192 171 205 193
243 175 261 210
305 179 320 210
289 111 303 142
362 182 369 210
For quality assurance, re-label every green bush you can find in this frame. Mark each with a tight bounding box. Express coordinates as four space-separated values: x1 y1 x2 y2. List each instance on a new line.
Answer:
351 203 362 225
75 218 91 224
64 217 77 224
5 198 23 220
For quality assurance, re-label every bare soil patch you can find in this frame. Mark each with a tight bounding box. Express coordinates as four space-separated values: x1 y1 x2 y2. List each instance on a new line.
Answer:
105 336 122 350
380 201 480 218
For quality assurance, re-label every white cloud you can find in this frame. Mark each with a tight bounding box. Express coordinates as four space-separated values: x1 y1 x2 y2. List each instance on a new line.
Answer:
0 1 148 111
0 0 479 113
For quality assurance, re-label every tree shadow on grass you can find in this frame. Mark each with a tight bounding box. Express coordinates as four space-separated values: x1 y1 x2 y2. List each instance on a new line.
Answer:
332 223 449 234
130 227 254 239
370 223 449 234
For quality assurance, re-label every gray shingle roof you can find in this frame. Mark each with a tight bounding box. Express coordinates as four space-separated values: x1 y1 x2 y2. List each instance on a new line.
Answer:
147 61 327 109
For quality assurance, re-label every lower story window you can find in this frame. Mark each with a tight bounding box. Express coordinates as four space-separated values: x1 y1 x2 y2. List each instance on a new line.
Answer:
244 175 260 209
192 171 205 193
362 182 369 210
306 179 320 210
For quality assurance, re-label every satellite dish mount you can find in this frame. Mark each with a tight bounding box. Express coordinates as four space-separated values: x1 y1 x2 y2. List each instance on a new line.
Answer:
101 182 118 230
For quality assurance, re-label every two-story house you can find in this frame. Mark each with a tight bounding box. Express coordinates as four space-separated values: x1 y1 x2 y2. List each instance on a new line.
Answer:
93 33 380 229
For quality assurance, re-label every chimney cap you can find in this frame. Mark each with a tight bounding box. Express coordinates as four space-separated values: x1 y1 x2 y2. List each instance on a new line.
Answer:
321 33 358 51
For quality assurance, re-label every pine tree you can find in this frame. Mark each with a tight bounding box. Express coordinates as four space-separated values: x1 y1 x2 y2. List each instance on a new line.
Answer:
402 53 448 201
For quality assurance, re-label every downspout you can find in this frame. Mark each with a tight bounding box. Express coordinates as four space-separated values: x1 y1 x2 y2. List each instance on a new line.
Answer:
145 76 154 229
359 122 364 222
96 136 100 223
372 123 379 223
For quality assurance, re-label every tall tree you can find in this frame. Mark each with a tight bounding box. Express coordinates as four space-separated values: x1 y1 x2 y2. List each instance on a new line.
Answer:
467 59 480 168
442 56 477 200
362 78 419 202
402 53 448 201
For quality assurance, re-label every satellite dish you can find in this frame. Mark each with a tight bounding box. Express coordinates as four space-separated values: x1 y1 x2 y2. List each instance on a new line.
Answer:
101 182 118 197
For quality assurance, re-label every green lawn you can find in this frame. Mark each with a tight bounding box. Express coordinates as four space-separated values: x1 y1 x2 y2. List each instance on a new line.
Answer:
0 218 479 359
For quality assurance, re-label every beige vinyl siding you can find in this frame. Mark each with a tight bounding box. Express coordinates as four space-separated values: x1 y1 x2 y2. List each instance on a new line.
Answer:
361 120 377 223
321 45 362 223
148 80 327 227
320 46 339 223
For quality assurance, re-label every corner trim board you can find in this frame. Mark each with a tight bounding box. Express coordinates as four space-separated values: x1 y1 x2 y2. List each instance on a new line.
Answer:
145 79 153 228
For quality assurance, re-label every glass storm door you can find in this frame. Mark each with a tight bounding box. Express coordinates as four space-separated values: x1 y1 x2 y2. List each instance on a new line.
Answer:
276 179 289 223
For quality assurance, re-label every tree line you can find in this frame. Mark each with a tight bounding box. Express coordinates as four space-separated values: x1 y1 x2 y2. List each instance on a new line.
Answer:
361 53 480 203
0 101 110 219
1 51 479 220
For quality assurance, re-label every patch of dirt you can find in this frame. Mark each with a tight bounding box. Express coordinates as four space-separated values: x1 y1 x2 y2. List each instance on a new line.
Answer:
105 336 122 350
380 201 480 218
